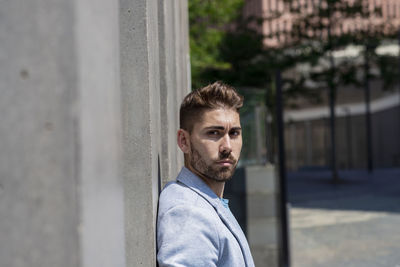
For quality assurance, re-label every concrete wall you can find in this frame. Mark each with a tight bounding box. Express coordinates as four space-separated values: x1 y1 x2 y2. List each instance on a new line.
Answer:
0 0 189 266
120 0 189 265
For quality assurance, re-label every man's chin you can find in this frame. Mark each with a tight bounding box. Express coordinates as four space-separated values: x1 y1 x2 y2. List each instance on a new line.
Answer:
212 166 236 182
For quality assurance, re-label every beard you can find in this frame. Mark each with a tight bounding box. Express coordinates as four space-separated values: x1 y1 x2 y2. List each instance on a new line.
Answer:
189 141 238 183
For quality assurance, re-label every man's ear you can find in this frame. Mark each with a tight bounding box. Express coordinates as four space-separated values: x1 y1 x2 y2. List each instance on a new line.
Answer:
177 129 190 153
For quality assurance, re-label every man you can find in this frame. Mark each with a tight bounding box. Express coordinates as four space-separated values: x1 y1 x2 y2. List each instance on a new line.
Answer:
157 81 255 267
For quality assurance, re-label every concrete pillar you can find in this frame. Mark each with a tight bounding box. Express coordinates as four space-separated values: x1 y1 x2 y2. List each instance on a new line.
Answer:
76 0 125 266
158 0 190 185
120 0 189 265
119 0 160 263
0 0 189 266
0 0 124 266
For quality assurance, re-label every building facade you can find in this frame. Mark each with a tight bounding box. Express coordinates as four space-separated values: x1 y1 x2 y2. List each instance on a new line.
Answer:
244 0 400 46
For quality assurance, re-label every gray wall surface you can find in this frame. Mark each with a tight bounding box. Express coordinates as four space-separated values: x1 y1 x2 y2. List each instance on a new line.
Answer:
120 0 189 265
0 0 189 266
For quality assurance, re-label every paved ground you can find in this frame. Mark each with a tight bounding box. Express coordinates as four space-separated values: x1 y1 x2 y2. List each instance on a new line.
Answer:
287 168 400 267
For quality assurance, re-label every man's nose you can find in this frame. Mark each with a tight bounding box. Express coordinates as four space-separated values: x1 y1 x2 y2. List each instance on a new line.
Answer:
219 134 232 153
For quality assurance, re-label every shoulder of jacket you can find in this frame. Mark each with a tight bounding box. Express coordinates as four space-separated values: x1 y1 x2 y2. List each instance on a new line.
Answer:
163 184 216 211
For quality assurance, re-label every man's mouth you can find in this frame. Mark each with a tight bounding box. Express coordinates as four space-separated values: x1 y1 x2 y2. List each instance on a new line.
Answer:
216 160 235 166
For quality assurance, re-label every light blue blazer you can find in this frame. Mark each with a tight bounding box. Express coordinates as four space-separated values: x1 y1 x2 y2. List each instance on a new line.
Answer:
157 167 255 267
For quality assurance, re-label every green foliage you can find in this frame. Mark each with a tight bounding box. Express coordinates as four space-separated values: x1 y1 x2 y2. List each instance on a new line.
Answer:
189 0 324 98
200 25 274 87
189 0 244 89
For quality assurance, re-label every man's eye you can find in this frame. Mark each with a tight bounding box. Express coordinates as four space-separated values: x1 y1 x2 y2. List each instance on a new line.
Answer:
230 131 240 137
208 131 219 136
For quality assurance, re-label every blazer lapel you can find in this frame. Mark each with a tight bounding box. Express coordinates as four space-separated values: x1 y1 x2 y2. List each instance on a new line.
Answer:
177 167 254 267
213 202 254 266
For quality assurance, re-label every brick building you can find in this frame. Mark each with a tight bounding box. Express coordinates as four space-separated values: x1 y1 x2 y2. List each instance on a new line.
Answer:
243 0 400 46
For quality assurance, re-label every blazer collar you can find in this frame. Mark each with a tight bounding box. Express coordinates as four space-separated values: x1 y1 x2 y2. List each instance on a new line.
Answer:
177 167 254 267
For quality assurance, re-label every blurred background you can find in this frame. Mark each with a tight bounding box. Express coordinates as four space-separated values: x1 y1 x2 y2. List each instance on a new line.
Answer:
189 0 400 266
189 0 400 171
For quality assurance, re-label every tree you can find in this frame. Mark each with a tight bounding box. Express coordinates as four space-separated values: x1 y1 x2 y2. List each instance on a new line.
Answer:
281 0 395 180
189 0 243 89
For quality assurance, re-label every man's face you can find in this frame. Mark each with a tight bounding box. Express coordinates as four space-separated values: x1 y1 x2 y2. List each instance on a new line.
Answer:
186 108 242 182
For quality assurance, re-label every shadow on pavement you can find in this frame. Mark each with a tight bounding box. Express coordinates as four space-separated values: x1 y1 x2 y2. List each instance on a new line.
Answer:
287 168 400 214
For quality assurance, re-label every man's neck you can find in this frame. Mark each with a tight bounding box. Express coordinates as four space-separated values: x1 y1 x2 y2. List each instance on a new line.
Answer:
186 165 225 198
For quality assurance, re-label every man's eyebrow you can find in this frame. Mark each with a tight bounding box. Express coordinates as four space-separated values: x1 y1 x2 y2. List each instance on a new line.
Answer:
231 127 242 131
203 126 242 130
204 126 225 130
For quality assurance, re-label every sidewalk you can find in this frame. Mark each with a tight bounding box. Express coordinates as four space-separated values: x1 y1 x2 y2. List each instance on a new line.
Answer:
287 168 400 267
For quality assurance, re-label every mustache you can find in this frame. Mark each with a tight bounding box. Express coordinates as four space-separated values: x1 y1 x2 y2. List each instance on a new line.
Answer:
219 151 236 162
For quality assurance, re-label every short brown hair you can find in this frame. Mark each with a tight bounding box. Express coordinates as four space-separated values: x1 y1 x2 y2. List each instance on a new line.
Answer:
180 81 244 132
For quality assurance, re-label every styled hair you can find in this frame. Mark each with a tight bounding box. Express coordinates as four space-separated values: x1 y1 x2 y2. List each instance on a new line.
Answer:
180 81 244 132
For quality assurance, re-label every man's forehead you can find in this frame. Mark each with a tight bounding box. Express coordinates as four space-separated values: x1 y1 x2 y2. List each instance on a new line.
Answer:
196 108 241 128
